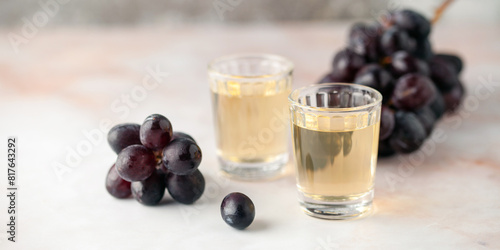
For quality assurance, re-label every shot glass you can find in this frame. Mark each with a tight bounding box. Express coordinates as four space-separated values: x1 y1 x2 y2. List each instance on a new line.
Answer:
289 83 382 219
208 54 293 180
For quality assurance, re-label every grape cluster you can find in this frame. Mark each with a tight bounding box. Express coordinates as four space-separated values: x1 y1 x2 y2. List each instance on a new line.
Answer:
105 114 204 206
319 9 465 156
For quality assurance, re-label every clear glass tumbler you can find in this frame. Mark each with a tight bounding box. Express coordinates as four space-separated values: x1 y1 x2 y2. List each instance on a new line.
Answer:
208 54 293 180
289 83 382 219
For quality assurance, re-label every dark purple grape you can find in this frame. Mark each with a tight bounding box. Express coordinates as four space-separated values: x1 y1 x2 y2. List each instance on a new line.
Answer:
172 131 196 143
413 106 437 136
429 91 446 119
157 163 170 176
443 82 465 113
413 38 433 61
391 73 437 110
162 138 202 175
379 106 395 140
131 170 166 206
392 9 431 39
354 64 394 97
407 37 418 54
331 48 366 82
166 169 205 204
348 22 381 62
107 123 141 154
140 114 173 150
116 145 156 182
106 164 131 199
378 139 396 158
390 51 429 76
429 57 460 92
318 72 349 84
434 53 463 73
380 26 412 56
389 111 427 154
221 192 255 230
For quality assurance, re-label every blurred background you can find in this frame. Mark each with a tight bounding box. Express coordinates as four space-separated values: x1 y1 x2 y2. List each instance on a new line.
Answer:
0 0 499 25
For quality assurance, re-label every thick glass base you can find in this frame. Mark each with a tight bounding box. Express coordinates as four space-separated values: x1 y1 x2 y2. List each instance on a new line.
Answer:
218 153 288 181
298 189 374 220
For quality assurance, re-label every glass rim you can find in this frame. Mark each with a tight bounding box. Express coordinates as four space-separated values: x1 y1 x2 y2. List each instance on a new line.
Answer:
207 53 294 80
288 83 383 112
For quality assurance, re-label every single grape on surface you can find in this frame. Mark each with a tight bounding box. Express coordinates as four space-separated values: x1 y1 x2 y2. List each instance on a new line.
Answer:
166 169 205 204
389 111 427 154
140 114 173 150
221 192 255 230
106 164 131 199
116 145 156 182
131 170 166 206
391 73 436 110
162 138 202 175
107 123 142 154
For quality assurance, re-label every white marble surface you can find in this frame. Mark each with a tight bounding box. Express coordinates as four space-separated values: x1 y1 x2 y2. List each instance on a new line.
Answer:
0 22 499 249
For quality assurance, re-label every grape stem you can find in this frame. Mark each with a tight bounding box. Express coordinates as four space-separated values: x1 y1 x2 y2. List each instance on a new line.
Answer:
381 56 392 65
431 0 455 24
380 13 393 29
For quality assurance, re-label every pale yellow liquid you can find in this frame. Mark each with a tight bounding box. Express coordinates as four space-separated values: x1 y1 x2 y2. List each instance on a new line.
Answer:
211 80 290 163
292 122 379 200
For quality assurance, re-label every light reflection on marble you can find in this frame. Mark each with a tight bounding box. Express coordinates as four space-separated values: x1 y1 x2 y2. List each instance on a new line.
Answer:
0 23 499 249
